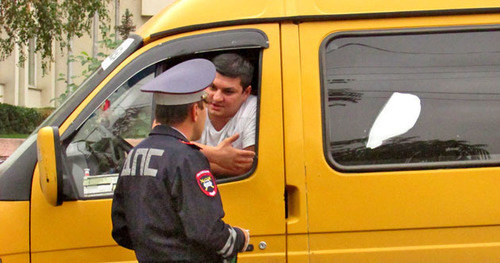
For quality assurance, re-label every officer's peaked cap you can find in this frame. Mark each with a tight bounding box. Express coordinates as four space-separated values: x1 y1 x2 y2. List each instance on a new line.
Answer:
141 58 215 105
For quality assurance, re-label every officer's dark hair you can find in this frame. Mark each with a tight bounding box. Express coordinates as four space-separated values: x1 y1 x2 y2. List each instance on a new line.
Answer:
155 101 204 126
212 53 254 91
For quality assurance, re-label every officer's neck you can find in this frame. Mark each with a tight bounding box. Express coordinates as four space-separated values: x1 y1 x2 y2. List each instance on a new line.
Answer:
171 123 193 141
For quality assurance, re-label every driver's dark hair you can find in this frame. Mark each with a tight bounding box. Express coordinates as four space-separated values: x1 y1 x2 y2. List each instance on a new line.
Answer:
212 53 254 89
155 101 204 126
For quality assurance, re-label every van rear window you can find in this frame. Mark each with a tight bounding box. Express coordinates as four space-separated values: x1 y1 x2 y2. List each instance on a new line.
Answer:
322 27 500 171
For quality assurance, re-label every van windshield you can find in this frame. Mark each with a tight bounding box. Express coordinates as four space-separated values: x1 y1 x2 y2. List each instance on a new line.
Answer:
0 36 142 193
0 69 101 175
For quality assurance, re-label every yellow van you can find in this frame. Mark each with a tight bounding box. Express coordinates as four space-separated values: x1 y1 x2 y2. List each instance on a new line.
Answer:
1 0 500 262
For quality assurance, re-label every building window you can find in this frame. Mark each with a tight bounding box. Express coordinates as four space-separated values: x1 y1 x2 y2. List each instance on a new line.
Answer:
28 38 36 87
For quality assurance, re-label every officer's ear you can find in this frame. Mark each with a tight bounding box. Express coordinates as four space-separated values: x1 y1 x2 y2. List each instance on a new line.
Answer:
190 103 199 122
152 118 160 128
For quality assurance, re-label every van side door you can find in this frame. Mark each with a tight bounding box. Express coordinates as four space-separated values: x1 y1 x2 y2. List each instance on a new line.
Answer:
299 14 500 261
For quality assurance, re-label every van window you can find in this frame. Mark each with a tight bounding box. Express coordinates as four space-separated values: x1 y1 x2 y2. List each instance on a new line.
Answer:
62 53 261 200
322 28 500 171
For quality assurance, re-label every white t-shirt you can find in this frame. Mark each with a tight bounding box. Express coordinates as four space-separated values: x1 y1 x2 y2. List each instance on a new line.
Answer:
197 95 257 149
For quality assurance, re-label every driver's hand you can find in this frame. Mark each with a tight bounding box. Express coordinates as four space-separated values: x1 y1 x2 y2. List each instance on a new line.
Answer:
215 134 255 172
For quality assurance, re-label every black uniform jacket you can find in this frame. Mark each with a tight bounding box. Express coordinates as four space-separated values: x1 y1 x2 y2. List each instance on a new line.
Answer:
111 125 245 262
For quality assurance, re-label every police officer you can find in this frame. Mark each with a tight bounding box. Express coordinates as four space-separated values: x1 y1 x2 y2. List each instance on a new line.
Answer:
111 58 250 262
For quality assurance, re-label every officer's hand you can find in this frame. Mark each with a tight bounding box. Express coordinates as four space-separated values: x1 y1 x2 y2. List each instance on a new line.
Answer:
234 227 250 252
215 133 255 172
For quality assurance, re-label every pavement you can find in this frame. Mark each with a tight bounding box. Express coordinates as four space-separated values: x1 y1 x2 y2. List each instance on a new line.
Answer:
0 138 26 164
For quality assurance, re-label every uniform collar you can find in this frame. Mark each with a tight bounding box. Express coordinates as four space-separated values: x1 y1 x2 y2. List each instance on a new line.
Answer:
149 125 189 142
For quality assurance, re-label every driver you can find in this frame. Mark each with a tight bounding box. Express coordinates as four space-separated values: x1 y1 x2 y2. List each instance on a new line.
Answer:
195 53 257 177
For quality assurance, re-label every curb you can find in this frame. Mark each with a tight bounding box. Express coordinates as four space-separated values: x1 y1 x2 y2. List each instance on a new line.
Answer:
0 138 26 158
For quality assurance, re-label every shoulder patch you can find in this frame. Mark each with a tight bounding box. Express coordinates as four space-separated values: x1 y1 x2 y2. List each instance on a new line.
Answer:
196 170 217 197
180 140 202 150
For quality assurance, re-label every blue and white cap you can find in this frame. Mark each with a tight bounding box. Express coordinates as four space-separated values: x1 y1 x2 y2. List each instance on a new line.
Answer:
141 58 215 105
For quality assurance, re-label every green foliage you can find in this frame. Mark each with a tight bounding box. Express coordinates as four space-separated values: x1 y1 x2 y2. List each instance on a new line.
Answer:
54 26 123 105
0 0 111 73
37 107 56 120
0 103 52 134
116 9 136 40
55 72 79 103
0 134 30 138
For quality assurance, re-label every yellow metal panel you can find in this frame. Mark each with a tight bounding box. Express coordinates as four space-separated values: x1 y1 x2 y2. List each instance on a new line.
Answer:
0 202 29 260
30 163 140 262
308 0 500 16
237 235 287 262
0 253 30 263
135 0 500 42
287 234 310 262
31 246 135 263
309 226 500 262
31 165 122 251
280 21 309 235
281 22 310 262
136 0 284 40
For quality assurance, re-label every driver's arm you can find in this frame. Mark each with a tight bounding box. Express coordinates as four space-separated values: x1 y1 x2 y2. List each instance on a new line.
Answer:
203 145 255 177
193 134 255 177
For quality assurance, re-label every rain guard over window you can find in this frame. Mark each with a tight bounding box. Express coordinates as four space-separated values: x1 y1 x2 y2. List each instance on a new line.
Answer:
322 28 500 171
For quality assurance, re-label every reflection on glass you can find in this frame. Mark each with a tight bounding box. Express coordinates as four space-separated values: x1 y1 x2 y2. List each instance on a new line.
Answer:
64 66 154 198
366 92 421 149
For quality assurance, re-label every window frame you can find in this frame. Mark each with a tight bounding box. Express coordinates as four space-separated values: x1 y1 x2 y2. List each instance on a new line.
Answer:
320 25 500 173
60 29 268 200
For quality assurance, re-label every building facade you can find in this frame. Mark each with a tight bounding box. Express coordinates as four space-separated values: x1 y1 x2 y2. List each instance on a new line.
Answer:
0 0 174 108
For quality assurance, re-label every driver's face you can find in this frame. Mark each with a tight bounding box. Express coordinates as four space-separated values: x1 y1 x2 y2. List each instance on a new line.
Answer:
205 72 251 122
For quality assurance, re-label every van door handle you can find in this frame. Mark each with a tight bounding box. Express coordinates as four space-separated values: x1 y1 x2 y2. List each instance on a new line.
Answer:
246 244 254 251
285 185 300 222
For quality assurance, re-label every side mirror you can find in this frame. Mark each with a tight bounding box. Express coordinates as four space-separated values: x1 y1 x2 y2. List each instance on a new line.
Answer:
366 92 421 149
37 126 63 206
